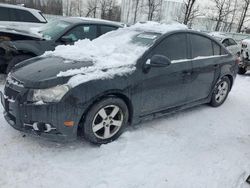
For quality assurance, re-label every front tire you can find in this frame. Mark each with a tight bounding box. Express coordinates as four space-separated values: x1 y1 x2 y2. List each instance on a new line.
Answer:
6 54 33 73
210 77 231 107
83 97 129 144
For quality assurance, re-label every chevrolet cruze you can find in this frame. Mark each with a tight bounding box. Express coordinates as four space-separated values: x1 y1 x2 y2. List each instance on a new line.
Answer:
1 22 238 144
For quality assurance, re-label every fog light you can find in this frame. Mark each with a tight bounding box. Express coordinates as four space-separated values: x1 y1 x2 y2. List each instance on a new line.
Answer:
64 121 74 127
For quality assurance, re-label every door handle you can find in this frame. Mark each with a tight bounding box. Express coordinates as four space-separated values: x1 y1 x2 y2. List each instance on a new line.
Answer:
182 71 192 76
214 64 219 68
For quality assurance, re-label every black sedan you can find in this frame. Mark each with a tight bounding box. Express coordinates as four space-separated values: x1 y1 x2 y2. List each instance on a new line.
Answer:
1 23 238 144
0 17 122 73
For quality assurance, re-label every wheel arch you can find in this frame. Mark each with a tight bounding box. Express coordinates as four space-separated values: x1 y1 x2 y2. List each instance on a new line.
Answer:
221 74 234 90
77 91 134 136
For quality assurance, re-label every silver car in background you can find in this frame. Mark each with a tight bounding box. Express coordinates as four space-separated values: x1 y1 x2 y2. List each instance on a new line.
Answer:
0 3 47 30
209 32 241 57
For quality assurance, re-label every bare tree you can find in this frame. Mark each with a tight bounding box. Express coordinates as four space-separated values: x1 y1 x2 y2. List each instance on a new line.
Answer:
227 0 238 32
100 0 121 21
85 0 99 17
133 0 140 23
76 0 83 16
211 0 234 31
236 0 250 32
182 0 199 25
145 0 162 21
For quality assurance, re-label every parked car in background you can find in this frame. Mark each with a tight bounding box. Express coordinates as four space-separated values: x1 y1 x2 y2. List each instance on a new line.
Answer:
224 32 250 43
0 17 122 73
0 3 47 30
239 38 250 74
1 22 237 144
209 32 241 57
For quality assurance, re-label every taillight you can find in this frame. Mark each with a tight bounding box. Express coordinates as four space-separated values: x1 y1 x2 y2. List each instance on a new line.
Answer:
235 56 241 64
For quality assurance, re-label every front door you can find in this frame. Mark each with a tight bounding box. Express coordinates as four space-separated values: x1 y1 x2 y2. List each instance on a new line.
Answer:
140 33 193 116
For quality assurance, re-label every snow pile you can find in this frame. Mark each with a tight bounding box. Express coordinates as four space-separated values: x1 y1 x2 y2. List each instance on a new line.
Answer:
44 22 187 87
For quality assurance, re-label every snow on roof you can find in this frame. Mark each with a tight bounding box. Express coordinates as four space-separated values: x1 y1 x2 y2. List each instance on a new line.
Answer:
131 21 187 33
0 3 37 11
76 17 124 27
45 21 187 87
208 32 227 41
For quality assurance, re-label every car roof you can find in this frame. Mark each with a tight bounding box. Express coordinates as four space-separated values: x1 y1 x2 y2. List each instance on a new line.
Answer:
57 17 124 28
0 3 40 12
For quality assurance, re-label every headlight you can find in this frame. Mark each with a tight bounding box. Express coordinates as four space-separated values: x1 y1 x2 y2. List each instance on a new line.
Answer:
29 85 70 103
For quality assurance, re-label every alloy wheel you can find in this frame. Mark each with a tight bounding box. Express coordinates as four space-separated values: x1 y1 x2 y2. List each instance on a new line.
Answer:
92 105 124 139
215 81 229 103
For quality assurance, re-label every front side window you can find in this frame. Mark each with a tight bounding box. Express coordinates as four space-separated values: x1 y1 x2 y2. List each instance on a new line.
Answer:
150 33 188 61
63 25 97 42
190 34 213 58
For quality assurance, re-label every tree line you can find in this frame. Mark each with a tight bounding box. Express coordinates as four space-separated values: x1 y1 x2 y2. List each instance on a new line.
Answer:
64 0 121 21
122 0 250 33
1 0 249 32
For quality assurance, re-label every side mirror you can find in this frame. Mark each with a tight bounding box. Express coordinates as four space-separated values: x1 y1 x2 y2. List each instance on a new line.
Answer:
146 55 171 68
60 36 74 44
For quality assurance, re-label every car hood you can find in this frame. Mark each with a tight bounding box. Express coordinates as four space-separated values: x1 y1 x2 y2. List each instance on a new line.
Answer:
11 56 93 88
0 27 43 41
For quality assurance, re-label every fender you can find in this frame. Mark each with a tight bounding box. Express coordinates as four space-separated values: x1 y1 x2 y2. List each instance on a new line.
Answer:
11 41 44 56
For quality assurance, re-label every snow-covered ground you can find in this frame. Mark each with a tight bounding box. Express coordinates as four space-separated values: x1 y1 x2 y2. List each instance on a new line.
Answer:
0 74 250 188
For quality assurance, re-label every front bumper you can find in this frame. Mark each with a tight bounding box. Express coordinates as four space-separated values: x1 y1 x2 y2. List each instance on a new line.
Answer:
1 84 83 142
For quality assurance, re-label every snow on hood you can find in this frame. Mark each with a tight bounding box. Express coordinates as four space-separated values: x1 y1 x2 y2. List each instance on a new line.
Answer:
44 21 187 87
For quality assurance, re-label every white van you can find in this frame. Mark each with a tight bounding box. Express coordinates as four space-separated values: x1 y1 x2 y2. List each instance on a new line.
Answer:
0 3 47 30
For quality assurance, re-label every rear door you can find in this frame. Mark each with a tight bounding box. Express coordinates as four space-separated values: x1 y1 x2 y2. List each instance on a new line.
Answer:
188 33 228 101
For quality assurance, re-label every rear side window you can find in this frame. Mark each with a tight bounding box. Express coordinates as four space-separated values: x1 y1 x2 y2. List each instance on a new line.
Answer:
213 41 227 55
0 7 10 21
10 9 40 23
222 39 230 47
150 33 188 61
190 34 213 58
228 38 237 45
100 25 118 35
213 42 221 55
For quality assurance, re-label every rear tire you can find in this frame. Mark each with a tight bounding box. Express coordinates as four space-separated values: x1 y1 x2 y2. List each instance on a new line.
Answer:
83 97 129 144
6 54 33 73
210 77 231 107
238 67 247 75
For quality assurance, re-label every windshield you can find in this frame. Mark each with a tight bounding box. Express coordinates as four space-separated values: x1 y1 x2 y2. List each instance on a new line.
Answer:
47 28 162 65
39 20 71 40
